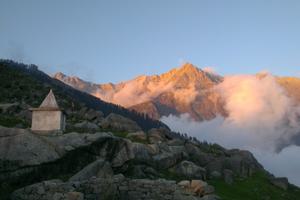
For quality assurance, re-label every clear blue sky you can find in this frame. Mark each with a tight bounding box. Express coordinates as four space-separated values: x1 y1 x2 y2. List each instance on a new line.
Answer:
1 0 300 83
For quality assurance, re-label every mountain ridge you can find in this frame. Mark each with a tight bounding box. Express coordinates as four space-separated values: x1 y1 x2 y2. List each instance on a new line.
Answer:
54 63 222 90
54 64 300 122
54 63 226 120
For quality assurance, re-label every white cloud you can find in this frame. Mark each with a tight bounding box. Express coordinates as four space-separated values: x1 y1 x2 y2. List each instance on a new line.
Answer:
161 114 300 186
217 74 300 151
253 145 300 187
161 74 300 186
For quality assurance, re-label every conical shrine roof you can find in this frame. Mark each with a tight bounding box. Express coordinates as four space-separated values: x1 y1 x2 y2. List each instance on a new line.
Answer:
39 89 59 108
30 89 62 111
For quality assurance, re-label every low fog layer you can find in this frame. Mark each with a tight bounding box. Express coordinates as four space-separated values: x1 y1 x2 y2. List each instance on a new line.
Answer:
161 74 300 186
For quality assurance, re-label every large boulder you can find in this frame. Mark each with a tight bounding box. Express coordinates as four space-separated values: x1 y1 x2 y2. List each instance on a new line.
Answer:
0 126 60 172
128 165 159 179
167 138 185 146
77 107 103 122
270 177 289 190
150 141 189 169
205 158 225 176
130 142 152 163
153 151 185 169
69 159 113 181
126 131 147 141
191 180 208 195
100 113 142 132
225 149 263 177
0 125 30 137
73 121 99 130
110 139 135 167
209 171 222 179
84 109 104 122
223 169 234 185
177 179 215 197
172 160 206 180
0 128 134 196
205 149 263 178
45 131 113 151
66 192 84 200
184 142 214 166
148 128 172 144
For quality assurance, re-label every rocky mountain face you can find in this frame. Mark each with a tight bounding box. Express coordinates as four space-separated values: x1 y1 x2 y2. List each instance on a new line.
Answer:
54 63 227 120
277 76 300 103
1 125 264 200
54 64 300 122
2 122 300 200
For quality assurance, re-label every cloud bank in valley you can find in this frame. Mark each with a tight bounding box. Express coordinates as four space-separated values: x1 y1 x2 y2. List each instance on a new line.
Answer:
161 73 300 186
93 78 175 107
218 74 300 151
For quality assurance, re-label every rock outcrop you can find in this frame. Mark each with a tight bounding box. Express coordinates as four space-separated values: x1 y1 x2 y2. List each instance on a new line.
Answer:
0 126 265 199
172 160 206 180
270 177 289 190
11 174 219 200
100 113 142 132
54 64 300 123
69 159 113 181
54 63 226 121
74 121 100 130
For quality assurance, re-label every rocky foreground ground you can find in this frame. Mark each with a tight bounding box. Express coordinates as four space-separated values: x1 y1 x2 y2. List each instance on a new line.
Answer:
0 122 269 200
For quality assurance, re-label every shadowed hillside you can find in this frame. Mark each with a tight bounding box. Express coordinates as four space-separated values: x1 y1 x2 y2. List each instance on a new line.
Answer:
0 59 168 131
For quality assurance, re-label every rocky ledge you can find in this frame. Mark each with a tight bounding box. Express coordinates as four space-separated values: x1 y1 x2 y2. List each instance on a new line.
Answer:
11 173 219 200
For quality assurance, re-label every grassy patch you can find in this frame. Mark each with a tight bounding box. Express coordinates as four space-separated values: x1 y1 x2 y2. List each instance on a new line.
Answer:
130 137 148 144
0 115 29 128
209 171 300 200
64 126 101 134
0 182 14 200
110 131 128 138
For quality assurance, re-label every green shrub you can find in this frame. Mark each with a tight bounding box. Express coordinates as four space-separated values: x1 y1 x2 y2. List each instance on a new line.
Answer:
0 116 29 128
209 171 300 200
